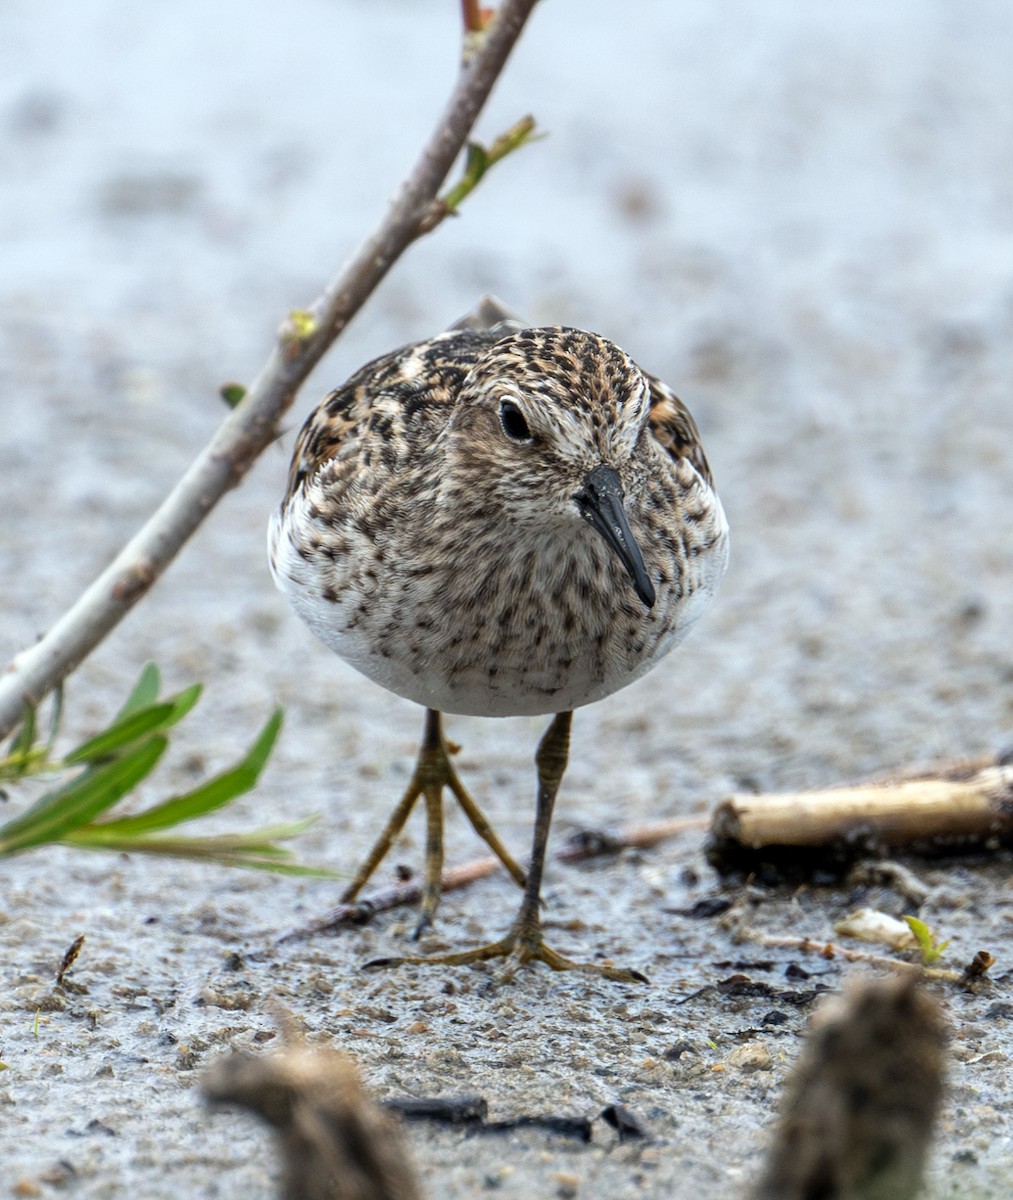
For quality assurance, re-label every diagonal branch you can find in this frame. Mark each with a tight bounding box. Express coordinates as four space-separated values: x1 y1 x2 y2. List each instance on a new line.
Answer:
0 0 539 739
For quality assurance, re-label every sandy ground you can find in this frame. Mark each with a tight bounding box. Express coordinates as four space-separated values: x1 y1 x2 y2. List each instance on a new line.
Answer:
2 1 1013 1196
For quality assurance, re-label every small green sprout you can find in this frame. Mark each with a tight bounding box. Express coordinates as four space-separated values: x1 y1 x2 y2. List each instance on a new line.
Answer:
903 916 951 965
440 115 541 213
281 309 318 344
219 382 247 408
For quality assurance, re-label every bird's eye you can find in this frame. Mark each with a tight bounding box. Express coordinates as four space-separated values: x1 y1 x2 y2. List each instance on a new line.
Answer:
498 400 533 442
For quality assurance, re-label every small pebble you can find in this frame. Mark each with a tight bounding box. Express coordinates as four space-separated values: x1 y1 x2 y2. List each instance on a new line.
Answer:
727 1043 773 1072
551 1170 579 1198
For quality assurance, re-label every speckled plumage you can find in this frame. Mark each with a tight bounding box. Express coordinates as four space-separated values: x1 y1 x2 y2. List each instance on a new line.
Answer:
268 313 728 979
269 324 728 718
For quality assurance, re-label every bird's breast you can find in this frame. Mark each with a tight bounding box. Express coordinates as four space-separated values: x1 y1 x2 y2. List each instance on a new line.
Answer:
271 492 727 717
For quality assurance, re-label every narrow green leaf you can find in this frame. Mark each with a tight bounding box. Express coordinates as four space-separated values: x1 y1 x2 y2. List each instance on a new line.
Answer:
222 858 334 877
7 703 37 761
64 702 179 764
116 662 161 721
0 737 168 854
244 708 284 776
64 818 334 877
71 816 311 850
65 685 202 765
161 684 202 725
86 709 283 835
442 142 489 212
464 140 489 177
45 684 64 753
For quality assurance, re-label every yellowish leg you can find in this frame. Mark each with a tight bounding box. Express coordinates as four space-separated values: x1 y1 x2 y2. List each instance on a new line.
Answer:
340 709 527 936
418 785 444 936
367 712 649 985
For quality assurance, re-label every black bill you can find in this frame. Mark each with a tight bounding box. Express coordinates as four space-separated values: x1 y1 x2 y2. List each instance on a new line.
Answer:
574 465 656 609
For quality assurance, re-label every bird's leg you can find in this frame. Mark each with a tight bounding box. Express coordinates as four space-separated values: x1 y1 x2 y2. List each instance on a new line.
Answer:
340 709 526 936
366 712 648 984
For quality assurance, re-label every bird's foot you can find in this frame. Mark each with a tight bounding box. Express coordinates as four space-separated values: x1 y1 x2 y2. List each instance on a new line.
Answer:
364 919 648 986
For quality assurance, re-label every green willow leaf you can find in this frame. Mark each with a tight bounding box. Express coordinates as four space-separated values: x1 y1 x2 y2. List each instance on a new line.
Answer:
0 737 168 854
44 683 64 753
64 703 178 764
219 382 247 408
6 703 37 761
64 818 334 877
88 709 283 836
0 661 309 874
115 662 161 721
161 683 203 726
65 685 201 765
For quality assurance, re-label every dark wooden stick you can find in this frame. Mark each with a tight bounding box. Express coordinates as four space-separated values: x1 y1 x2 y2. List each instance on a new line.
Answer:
280 755 1013 943
741 929 964 982
555 814 706 861
276 855 503 943
277 814 707 942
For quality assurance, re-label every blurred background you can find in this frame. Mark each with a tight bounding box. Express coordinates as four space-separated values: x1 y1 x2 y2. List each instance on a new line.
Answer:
4 1 1011 786
2 2 1012 1196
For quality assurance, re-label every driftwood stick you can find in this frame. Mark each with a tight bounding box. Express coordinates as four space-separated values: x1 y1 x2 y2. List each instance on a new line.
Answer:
0 0 538 740
711 764 1013 854
282 756 1013 942
275 855 503 943
555 814 707 861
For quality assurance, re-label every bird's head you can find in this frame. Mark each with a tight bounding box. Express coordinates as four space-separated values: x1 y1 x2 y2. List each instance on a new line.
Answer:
443 327 657 608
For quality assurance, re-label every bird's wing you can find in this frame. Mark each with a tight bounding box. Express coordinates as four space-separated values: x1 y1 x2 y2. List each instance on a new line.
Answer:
283 368 376 501
645 372 715 487
282 330 501 501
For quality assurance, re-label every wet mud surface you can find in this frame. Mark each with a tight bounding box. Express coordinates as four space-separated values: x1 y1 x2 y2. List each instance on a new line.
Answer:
2 2 1013 1196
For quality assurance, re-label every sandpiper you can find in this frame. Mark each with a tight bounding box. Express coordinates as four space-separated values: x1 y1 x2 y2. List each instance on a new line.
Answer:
269 300 729 982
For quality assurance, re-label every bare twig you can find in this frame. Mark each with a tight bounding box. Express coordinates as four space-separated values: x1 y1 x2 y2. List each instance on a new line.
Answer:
738 929 967 983
554 814 706 862
276 854 503 943
0 0 539 740
277 814 706 942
